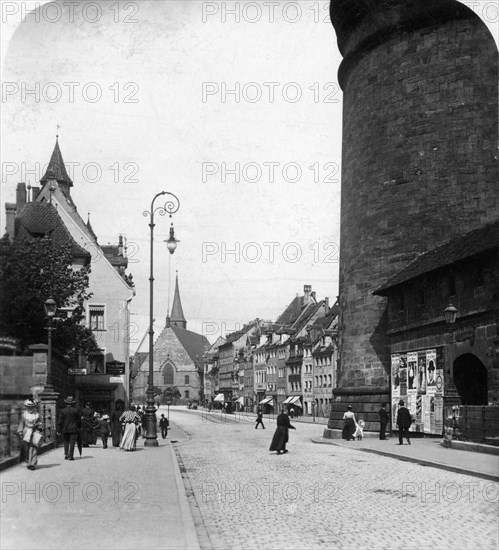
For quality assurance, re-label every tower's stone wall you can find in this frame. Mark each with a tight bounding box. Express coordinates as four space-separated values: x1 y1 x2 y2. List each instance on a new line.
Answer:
329 0 498 428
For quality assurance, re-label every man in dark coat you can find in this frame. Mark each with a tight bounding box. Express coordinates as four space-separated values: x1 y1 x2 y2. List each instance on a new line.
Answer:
159 414 169 439
255 410 265 429
269 408 296 454
379 402 389 440
396 400 412 445
57 396 81 460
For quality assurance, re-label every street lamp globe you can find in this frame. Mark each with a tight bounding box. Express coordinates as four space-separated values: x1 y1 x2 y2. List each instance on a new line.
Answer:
166 223 178 255
44 297 57 317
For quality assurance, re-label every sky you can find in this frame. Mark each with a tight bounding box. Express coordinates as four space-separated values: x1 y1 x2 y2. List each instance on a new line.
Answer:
1 1 497 351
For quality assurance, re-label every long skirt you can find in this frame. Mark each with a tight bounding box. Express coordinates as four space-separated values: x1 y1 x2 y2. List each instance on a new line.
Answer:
111 421 122 447
81 418 93 446
269 426 288 452
120 423 137 451
20 441 38 467
342 418 356 440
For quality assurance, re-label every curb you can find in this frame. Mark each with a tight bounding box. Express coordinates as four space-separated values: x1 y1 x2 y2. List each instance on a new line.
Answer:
167 441 201 550
311 438 499 482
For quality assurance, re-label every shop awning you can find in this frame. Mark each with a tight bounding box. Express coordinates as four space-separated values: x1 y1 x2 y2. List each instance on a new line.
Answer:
259 397 273 405
289 396 302 406
213 393 225 403
234 397 244 404
283 396 293 404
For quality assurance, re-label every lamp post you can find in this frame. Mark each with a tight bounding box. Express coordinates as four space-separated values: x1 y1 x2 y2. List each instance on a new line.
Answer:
143 192 180 446
44 297 57 392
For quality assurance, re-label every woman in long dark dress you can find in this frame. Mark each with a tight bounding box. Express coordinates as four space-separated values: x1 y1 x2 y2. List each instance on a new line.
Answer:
80 402 94 447
342 405 357 441
269 408 296 455
111 404 124 447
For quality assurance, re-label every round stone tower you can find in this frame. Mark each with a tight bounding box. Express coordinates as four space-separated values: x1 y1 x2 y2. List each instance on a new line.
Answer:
328 0 498 430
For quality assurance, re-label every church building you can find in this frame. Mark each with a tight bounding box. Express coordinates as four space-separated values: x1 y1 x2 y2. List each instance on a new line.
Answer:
133 273 210 405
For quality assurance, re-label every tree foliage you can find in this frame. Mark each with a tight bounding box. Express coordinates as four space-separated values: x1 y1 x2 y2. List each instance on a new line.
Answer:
0 236 99 358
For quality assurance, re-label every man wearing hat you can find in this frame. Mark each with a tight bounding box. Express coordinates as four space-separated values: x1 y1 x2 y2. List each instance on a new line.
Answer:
57 396 81 460
396 400 412 445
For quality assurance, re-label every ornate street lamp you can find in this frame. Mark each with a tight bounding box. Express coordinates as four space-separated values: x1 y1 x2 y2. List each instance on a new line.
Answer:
44 297 57 392
143 192 180 446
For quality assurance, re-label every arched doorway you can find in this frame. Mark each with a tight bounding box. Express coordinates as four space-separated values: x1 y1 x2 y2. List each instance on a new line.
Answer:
453 354 488 405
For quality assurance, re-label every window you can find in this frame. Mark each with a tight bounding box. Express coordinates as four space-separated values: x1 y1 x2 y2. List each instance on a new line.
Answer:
88 349 105 374
185 390 190 399
184 375 190 385
163 363 174 385
89 305 105 330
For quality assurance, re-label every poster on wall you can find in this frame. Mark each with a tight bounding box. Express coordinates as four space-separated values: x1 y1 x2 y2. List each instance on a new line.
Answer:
399 354 407 395
434 395 444 434
391 354 400 398
415 394 423 431
407 352 418 393
422 395 431 433
407 393 417 432
426 349 437 395
417 351 427 393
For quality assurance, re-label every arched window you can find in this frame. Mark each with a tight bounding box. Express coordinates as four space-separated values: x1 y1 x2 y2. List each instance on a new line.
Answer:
162 362 174 385
184 375 190 385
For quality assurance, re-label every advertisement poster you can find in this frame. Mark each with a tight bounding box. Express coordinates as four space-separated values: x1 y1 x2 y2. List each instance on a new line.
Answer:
426 349 437 394
415 394 423 431
422 395 431 433
392 397 400 427
407 352 418 393
434 395 444 434
407 393 417 432
391 354 400 398
417 351 427 393
399 354 408 396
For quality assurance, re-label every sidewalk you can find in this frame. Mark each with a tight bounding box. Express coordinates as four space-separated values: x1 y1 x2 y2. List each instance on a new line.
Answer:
312 434 499 481
0 427 199 550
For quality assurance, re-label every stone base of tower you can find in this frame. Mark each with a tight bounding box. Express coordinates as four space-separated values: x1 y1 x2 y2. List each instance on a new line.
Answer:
327 386 390 433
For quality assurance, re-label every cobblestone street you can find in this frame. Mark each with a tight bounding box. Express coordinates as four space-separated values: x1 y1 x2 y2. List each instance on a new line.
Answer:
170 409 498 550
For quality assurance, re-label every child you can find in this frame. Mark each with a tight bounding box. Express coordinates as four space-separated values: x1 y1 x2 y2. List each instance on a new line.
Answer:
98 414 111 448
354 419 365 440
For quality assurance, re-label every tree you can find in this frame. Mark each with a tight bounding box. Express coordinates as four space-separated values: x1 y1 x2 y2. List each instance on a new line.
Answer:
164 386 181 403
0 236 99 358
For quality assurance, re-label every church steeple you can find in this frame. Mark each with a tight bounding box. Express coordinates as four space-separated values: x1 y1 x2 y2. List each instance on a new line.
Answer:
40 137 73 198
169 271 186 329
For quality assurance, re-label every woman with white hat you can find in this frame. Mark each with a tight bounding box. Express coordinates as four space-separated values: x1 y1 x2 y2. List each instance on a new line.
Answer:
17 397 42 470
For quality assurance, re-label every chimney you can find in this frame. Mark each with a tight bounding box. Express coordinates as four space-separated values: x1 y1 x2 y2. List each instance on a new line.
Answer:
5 203 16 243
311 291 316 301
118 234 124 256
325 297 330 313
303 284 312 304
16 182 27 211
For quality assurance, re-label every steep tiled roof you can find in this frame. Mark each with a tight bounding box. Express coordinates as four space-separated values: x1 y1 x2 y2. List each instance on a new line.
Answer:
373 220 499 295
15 202 90 260
40 138 73 186
171 325 210 365
276 295 303 325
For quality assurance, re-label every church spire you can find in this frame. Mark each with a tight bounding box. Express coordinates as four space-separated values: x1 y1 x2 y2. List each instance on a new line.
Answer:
170 271 186 329
40 136 73 197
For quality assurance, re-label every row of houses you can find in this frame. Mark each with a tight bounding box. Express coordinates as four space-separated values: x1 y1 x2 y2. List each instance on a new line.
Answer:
203 285 339 416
